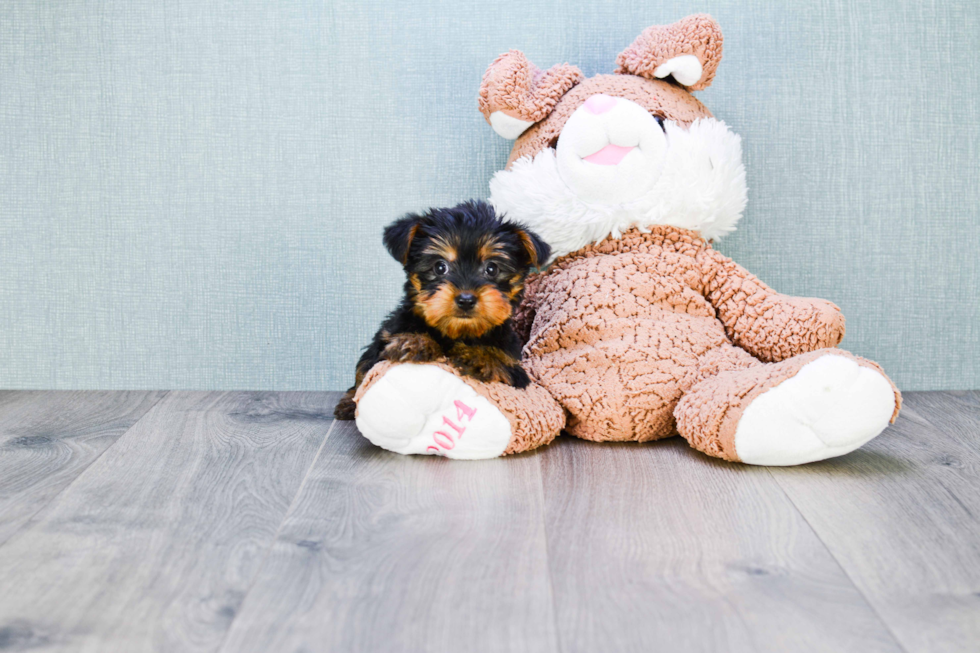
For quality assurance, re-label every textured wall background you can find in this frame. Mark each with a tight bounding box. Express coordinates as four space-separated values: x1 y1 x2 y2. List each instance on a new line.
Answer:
0 0 977 391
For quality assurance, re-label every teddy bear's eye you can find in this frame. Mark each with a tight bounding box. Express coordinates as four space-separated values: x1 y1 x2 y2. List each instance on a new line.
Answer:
434 260 448 276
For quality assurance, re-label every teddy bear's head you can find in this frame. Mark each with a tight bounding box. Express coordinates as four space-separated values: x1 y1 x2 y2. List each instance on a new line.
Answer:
480 14 747 261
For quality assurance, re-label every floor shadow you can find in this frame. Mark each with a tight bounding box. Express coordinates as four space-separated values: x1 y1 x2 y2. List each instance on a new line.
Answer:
769 448 917 478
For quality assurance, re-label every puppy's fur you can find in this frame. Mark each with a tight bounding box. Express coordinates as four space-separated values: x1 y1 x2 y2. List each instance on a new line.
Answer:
334 200 549 420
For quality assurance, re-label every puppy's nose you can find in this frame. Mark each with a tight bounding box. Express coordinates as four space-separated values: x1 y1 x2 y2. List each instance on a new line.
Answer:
455 293 478 310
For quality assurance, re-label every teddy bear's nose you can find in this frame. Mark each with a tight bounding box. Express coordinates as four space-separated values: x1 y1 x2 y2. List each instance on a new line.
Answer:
583 94 617 115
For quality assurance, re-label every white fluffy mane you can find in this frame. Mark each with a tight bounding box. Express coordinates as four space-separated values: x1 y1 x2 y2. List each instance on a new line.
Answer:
489 118 748 262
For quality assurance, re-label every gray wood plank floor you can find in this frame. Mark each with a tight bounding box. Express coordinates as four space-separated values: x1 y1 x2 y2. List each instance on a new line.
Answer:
220 420 559 653
0 391 167 546
0 390 977 653
540 438 902 653
0 392 336 653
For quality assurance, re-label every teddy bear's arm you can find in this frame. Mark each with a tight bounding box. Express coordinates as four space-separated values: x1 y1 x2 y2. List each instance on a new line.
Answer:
699 248 845 363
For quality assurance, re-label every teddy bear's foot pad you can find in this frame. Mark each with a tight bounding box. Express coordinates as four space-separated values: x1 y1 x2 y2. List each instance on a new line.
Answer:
735 354 896 466
355 364 512 459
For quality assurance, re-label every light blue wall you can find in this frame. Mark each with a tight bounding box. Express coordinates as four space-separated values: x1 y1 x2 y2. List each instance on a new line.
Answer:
1 1 977 391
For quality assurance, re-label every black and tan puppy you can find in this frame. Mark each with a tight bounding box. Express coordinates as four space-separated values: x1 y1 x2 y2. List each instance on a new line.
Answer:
334 200 550 420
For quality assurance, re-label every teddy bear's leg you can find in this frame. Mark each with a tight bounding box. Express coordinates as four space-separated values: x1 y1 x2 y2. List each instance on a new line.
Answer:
352 361 565 459
674 348 900 465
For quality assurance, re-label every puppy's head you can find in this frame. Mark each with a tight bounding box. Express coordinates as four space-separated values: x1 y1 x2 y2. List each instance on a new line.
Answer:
384 200 549 339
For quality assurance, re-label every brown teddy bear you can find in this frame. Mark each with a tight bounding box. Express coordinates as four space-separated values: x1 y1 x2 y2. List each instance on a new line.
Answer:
352 14 901 465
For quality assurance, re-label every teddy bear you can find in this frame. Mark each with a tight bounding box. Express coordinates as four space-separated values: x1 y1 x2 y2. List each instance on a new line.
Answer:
351 14 901 465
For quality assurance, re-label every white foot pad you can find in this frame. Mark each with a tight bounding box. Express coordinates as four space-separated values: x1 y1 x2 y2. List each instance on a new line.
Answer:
735 355 896 466
355 364 512 459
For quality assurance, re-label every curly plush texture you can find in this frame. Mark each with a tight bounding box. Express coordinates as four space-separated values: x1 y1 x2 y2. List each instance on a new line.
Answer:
615 13 724 91
515 226 900 446
478 50 584 123
697 247 846 362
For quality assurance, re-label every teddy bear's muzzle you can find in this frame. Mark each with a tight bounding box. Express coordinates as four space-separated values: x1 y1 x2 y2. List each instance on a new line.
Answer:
555 94 668 203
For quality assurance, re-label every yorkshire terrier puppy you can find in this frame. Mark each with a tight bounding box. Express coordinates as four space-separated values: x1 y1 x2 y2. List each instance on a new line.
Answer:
334 199 550 420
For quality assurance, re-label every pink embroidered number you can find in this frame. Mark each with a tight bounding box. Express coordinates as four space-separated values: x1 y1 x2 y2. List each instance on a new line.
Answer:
432 431 455 449
426 400 478 454
442 415 463 436
455 400 476 421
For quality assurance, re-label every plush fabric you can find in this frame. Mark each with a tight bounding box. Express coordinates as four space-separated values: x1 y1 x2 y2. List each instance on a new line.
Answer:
676 350 899 463
479 50 584 128
356 360 564 456
490 117 747 258
510 226 900 448
615 13 724 91
503 74 711 167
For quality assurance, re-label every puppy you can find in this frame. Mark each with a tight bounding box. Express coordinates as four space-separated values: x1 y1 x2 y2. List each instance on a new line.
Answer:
334 200 550 420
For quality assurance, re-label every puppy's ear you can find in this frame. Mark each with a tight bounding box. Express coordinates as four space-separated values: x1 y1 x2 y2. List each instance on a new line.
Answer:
383 214 422 265
505 223 550 268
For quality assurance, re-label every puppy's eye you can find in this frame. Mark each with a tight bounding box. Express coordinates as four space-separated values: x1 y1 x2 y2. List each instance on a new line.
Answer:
484 262 498 277
654 115 665 131
434 261 448 276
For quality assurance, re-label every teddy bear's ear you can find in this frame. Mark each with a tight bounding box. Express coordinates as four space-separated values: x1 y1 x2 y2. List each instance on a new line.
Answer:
615 14 723 91
479 50 584 140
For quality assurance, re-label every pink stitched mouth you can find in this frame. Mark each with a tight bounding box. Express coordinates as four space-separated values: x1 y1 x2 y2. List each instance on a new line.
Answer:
582 144 635 166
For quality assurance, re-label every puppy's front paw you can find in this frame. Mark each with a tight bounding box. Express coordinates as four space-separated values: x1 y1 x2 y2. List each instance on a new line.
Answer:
508 365 531 389
333 390 357 420
449 345 513 385
382 333 441 364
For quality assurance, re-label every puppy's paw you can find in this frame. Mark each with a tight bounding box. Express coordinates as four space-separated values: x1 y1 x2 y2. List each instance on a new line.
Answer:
333 391 357 420
508 365 531 389
382 333 441 364
449 345 513 385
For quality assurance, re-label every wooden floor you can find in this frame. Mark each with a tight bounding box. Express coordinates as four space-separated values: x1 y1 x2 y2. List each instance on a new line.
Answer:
0 391 978 652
